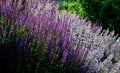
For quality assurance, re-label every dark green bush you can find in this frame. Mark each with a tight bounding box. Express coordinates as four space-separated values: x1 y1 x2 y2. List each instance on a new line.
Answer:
63 0 120 35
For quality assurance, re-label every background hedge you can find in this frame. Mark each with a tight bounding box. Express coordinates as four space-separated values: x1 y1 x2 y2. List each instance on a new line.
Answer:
63 0 120 36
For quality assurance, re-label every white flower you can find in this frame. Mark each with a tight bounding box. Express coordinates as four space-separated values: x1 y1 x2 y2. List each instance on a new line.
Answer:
38 3 44 10
110 61 120 73
45 3 52 10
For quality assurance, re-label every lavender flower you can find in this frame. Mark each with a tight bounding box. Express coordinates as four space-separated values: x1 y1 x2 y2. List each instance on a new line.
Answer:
28 1 120 73
66 9 120 73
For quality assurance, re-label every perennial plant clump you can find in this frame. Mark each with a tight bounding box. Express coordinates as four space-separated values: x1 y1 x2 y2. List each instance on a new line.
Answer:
0 0 88 73
0 0 120 73
55 9 120 72
67 13 120 73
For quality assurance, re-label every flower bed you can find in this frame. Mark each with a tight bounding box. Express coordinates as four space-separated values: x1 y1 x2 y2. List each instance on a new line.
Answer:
0 0 120 73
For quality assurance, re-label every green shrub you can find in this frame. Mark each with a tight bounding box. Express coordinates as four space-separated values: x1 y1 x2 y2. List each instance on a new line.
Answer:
63 0 120 35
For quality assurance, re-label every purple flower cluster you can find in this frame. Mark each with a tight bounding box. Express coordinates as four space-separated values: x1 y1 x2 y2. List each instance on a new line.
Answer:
0 0 88 73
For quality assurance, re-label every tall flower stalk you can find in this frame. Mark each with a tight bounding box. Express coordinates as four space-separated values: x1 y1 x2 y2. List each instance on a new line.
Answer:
0 0 88 73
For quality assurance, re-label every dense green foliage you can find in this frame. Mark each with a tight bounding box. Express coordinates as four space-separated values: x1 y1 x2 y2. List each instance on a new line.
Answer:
63 0 120 35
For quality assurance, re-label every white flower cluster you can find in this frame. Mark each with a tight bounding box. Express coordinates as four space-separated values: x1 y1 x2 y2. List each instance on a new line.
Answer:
67 13 120 73
27 1 59 16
